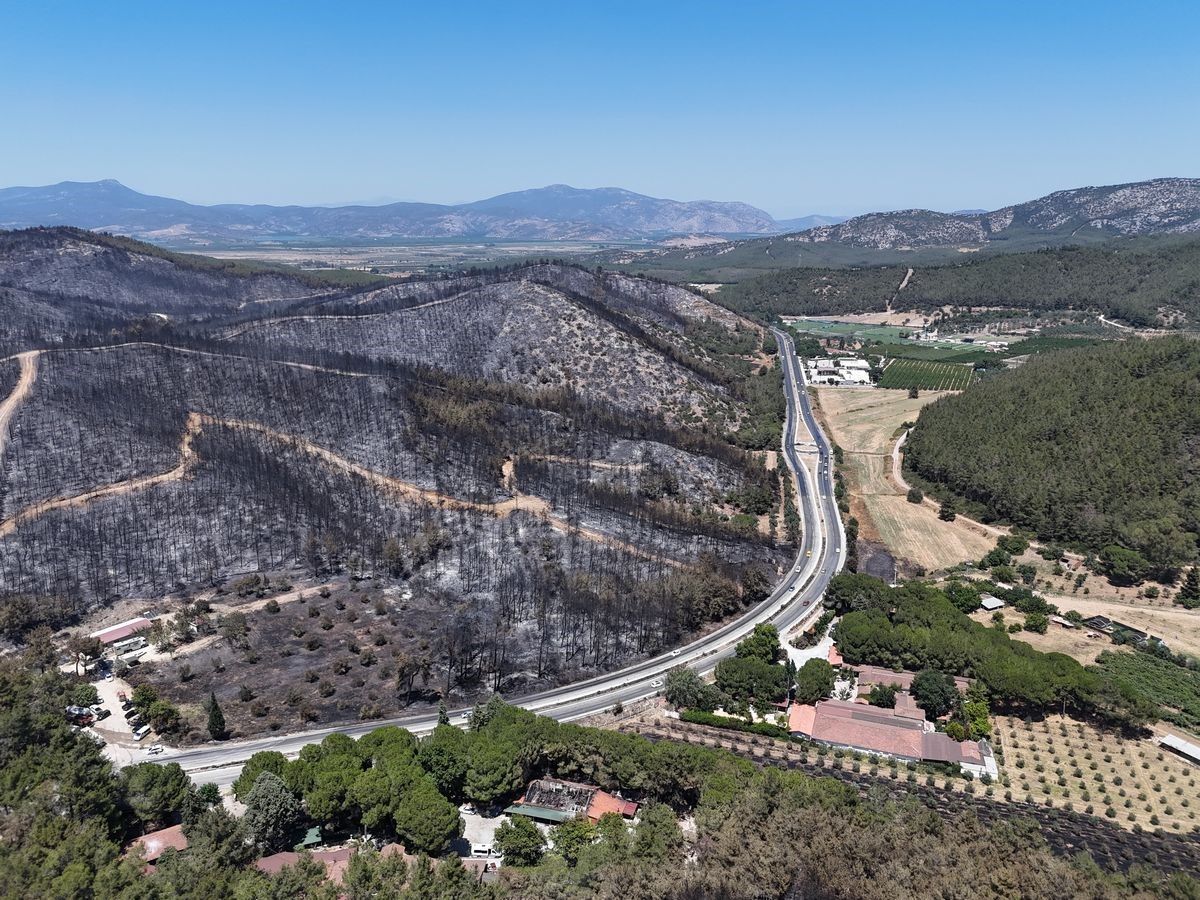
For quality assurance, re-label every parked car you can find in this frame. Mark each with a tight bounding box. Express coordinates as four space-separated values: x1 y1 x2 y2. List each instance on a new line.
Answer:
104 672 114 682
145 744 164 755
93 708 111 721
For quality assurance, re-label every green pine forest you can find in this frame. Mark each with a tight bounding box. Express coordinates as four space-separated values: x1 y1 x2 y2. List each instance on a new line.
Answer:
718 235 1200 327
903 337 1200 576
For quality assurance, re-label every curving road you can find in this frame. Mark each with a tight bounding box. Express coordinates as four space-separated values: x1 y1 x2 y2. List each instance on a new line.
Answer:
159 328 844 786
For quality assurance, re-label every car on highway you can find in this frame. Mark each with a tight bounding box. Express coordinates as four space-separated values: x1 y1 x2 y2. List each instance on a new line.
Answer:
806 550 812 558
669 649 681 657
794 565 801 572
650 679 664 688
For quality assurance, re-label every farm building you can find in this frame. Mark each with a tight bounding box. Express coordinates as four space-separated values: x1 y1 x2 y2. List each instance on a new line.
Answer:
979 593 1005 611
91 616 152 655
504 778 638 824
786 698 996 778
852 665 971 696
806 357 873 386
1159 734 1200 767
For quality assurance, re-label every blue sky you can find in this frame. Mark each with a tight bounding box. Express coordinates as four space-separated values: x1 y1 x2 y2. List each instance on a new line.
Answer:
2 1 1197 217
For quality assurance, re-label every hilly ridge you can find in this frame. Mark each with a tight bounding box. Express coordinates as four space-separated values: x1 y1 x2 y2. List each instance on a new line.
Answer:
619 177 1200 281
0 180 803 245
0 227 787 706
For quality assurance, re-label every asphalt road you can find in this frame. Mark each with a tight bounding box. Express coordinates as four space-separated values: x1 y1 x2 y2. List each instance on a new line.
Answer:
159 328 844 786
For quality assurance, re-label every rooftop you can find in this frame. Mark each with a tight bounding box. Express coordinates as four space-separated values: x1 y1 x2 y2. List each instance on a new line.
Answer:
506 778 637 823
790 698 992 772
1160 734 1200 765
132 824 188 863
91 616 152 645
854 665 971 694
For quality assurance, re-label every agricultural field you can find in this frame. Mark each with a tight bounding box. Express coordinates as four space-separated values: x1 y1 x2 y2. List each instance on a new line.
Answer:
813 387 994 574
879 357 977 390
994 713 1199 834
868 342 993 363
781 318 913 343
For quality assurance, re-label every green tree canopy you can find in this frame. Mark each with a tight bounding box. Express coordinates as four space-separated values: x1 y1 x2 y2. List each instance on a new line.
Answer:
392 778 462 856
243 771 303 852
794 658 836 705
232 750 289 801
734 623 782 665
494 814 546 866
911 670 960 719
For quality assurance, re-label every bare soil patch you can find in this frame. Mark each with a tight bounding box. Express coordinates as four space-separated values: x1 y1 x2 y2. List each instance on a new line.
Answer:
814 387 992 573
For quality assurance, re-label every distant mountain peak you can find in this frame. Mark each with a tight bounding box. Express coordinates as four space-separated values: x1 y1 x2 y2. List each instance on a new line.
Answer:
792 177 1200 249
0 180 791 245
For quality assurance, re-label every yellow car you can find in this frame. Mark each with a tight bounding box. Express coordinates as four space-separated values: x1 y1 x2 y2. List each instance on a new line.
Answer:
805 550 812 558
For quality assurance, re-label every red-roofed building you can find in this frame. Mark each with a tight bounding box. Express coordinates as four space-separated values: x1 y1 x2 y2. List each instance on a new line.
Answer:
90 619 152 657
827 645 844 667
131 824 188 866
586 789 639 821
787 699 996 778
505 778 638 824
787 702 817 736
254 846 356 882
852 665 971 696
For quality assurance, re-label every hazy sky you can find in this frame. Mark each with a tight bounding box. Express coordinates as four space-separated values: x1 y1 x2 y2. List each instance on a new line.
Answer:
2 1 1197 217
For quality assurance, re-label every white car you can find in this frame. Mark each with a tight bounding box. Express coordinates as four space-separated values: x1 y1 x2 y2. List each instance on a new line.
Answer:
145 744 164 755
650 679 664 688
104 672 114 681
669 649 681 657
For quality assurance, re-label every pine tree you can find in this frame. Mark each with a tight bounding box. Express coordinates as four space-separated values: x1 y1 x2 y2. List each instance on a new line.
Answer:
437 699 450 726
1179 567 1200 609
207 691 226 740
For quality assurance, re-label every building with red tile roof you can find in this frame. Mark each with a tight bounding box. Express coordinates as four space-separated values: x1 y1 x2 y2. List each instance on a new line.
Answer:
787 699 996 778
505 778 638 824
852 665 971 696
132 824 188 863
254 844 460 887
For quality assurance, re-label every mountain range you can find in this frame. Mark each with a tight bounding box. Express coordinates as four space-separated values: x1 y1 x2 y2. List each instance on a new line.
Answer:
0 180 845 246
791 178 1200 249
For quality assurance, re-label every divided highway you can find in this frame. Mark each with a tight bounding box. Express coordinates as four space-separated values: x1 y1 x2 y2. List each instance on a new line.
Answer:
161 327 844 786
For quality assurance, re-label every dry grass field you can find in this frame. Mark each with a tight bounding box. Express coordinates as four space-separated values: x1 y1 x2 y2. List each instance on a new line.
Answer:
814 387 993 573
994 713 1199 835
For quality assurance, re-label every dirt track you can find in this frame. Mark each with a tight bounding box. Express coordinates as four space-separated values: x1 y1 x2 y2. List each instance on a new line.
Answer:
0 351 39 463
0 409 679 565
